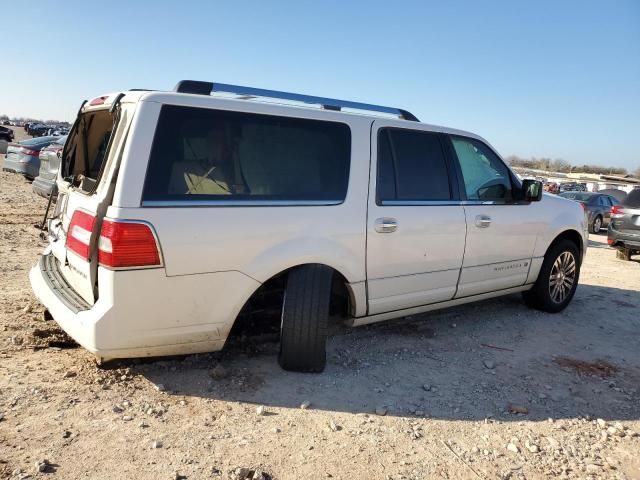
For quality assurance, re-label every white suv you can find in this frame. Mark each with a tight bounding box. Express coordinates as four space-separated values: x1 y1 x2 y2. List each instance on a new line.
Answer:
30 81 588 372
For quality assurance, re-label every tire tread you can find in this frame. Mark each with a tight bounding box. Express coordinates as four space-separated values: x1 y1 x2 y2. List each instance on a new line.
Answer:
278 264 332 372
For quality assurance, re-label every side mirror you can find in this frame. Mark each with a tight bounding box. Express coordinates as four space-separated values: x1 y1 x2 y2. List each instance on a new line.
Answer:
522 179 543 202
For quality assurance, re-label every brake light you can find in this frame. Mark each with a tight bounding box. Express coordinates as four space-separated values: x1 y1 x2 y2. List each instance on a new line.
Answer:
66 210 97 260
607 238 614 245
579 202 586 210
611 205 624 216
89 96 108 106
20 147 39 156
98 219 161 269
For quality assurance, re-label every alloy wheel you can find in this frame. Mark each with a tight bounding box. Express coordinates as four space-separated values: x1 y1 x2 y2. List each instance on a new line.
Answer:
548 251 577 304
593 217 601 233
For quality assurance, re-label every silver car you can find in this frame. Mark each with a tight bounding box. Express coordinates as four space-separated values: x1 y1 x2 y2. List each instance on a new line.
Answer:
33 136 67 197
3 136 60 179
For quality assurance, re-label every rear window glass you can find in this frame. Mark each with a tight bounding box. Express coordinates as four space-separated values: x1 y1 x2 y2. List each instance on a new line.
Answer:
624 189 640 208
142 105 351 203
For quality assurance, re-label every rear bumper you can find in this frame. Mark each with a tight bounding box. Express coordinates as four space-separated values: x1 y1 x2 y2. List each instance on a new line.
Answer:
29 254 101 353
29 252 259 361
608 225 640 249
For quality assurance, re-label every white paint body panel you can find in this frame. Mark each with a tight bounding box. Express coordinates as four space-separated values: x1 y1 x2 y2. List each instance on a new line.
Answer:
456 204 538 296
29 89 587 361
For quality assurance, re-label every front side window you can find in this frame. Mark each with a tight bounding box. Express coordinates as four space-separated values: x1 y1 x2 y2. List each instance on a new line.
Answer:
450 136 512 201
377 128 452 202
143 105 351 203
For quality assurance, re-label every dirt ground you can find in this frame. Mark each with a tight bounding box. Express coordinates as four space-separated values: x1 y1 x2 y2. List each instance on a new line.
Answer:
0 151 639 479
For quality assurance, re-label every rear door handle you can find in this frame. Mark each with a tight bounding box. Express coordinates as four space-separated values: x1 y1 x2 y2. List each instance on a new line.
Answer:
475 215 492 228
375 217 398 233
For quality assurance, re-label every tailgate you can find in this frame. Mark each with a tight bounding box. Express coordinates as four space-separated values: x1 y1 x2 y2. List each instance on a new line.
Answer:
46 100 133 305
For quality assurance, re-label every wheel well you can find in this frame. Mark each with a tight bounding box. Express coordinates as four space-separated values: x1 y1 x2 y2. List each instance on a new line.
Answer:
549 230 583 262
227 264 352 341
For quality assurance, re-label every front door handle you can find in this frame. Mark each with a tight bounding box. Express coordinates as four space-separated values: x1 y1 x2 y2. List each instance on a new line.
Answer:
375 217 398 233
475 215 492 228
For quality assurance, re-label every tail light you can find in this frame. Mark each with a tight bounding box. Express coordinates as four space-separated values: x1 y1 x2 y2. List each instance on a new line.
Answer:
66 210 97 260
611 205 624 216
98 219 161 269
20 147 39 156
607 238 614 245
579 202 586 210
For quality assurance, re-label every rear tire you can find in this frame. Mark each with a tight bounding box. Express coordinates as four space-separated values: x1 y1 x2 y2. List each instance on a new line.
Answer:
590 216 602 234
278 264 333 373
523 239 580 313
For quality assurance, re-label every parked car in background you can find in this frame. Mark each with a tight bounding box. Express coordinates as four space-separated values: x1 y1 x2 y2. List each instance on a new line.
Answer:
559 191 620 233
0 125 14 142
2 136 61 179
608 189 640 261
29 81 586 373
28 123 49 137
2 120 10 126
559 182 587 193
33 135 67 197
544 181 559 194
46 126 69 136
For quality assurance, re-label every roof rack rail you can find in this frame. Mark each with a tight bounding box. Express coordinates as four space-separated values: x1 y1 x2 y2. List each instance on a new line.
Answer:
173 80 419 121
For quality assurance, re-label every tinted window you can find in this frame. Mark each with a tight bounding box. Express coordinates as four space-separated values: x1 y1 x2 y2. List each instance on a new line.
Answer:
450 136 512 201
623 189 640 208
597 196 610 206
377 129 451 202
143 105 351 202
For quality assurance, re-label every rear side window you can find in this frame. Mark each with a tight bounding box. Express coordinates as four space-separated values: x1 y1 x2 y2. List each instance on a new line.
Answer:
142 105 351 203
377 128 452 202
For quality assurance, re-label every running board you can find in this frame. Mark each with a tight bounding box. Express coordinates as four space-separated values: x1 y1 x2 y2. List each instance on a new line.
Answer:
348 285 532 327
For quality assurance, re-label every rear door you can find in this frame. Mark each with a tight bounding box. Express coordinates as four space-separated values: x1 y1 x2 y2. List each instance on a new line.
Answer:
445 134 538 297
48 100 133 305
366 123 466 314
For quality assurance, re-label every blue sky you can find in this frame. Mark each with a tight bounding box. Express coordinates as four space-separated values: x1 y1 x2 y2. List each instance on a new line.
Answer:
2 0 639 170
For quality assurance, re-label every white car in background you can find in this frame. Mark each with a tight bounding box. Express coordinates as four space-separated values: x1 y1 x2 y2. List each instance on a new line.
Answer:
30 81 588 372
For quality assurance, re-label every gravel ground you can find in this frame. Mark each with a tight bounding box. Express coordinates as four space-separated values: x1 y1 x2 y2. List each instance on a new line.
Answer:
0 158 639 479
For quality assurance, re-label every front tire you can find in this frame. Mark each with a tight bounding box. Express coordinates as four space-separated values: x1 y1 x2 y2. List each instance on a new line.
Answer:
278 264 333 373
523 239 580 313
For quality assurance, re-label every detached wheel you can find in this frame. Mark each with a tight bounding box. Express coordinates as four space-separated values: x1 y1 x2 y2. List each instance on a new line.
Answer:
523 239 580 313
590 216 602 234
278 264 333 373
